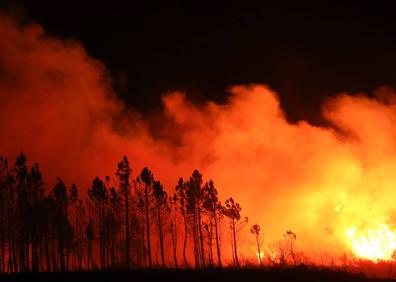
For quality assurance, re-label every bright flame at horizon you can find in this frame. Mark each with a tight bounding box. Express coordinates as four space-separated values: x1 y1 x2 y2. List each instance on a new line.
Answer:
346 224 396 262
4 13 396 266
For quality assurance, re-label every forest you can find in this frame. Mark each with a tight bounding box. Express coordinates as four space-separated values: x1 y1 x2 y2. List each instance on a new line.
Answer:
3 152 396 281
0 152 261 273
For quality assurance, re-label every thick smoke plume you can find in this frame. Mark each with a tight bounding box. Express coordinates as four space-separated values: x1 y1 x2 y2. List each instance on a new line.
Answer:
1 14 396 259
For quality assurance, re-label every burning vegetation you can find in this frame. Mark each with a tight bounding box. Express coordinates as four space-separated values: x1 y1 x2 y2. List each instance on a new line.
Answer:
1 13 396 279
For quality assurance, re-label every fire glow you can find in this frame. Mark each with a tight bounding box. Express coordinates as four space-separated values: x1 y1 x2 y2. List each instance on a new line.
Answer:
346 225 396 262
1 13 396 267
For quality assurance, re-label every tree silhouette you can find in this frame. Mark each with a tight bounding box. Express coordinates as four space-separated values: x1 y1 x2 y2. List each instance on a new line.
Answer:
138 167 154 268
175 178 188 268
186 170 206 268
28 163 44 271
88 177 108 269
86 219 94 269
40 194 57 271
115 156 131 268
250 224 263 266
52 178 69 272
223 197 248 267
0 157 8 272
202 180 223 267
0 152 276 272
5 160 17 273
169 193 179 268
108 181 122 267
69 184 84 271
284 230 297 265
136 184 147 267
14 153 29 271
153 180 168 267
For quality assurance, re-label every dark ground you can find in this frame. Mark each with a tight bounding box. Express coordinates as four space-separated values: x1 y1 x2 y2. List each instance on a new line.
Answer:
0 267 391 282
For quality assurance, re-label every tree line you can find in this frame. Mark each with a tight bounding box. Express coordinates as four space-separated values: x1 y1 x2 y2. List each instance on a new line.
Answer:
0 153 250 272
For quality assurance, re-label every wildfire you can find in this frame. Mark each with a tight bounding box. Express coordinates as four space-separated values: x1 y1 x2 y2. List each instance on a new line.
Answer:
257 251 264 264
346 224 396 262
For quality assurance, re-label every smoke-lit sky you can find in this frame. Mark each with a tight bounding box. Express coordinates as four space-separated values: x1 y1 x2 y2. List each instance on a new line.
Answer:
3 1 396 124
4 1 396 260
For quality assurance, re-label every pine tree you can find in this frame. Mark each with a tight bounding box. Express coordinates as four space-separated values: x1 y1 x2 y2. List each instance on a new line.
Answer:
88 177 108 269
153 180 168 267
223 197 248 267
139 167 154 268
202 180 222 267
115 156 132 268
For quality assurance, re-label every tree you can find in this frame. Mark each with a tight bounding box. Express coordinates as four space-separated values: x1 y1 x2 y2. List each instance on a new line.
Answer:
284 230 297 265
153 180 168 267
185 170 206 268
169 193 178 268
222 197 247 267
52 178 69 271
202 180 222 267
85 219 94 269
14 153 29 271
175 178 188 268
69 184 83 271
115 156 132 268
108 182 122 266
6 169 17 273
0 157 8 273
88 177 108 269
28 163 44 272
250 224 263 266
138 167 154 268
136 185 147 267
0 152 270 271
39 194 57 271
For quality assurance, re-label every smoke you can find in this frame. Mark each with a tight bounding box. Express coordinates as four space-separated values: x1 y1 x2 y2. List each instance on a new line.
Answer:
0 14 177 187
1 14 396 260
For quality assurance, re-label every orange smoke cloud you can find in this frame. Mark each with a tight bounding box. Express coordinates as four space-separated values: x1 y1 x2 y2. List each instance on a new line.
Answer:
1 14 396 262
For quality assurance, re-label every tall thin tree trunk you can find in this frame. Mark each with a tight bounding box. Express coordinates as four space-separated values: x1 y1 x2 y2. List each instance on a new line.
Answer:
125 184 130 268
208 222 213 266
87 237 92 270
59 221 65 271
39 239 44 272
192 213 199 267
0 197 4 273
0 206 4 272
25 226 29 271
7 220 14 273
213 212 222 267
197 206 205 267
172 211 178 268
51 239 57 271
182 212 188 268
75 206 81 271
145 184 152 268
100 209 104 269
256 235 262 266
140 209 146 267
18 221 25 271
11 233 17 273
158 205 165 267
232 219 239 267
66 246 70 271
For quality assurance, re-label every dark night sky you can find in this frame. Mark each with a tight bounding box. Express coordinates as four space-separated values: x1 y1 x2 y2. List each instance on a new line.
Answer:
2 1 396 124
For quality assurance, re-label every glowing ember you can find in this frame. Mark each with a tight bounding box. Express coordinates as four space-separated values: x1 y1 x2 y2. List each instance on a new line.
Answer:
346 224 396 261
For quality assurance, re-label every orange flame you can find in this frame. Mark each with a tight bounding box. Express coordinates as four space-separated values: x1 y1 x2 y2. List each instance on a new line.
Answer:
346 224 396 262
257 251 264 264
3 14 396 266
